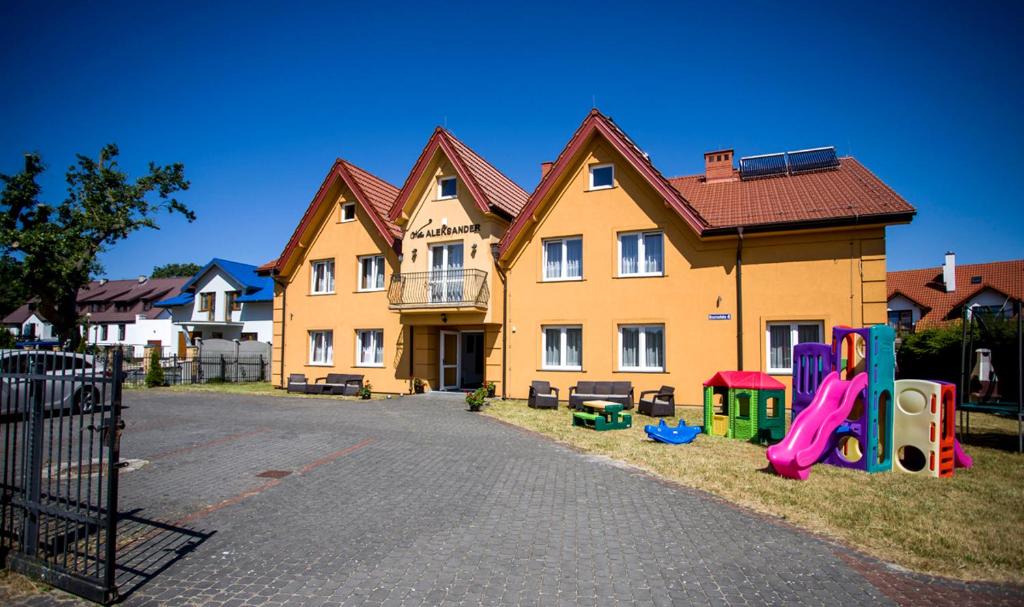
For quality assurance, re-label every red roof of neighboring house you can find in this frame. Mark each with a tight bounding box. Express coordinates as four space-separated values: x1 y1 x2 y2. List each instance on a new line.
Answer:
669 157 915 230
77 277 187 323
256 259 278 273
887 259 1024 327
271 159 400 275
389 128 528 222
703 371 786 390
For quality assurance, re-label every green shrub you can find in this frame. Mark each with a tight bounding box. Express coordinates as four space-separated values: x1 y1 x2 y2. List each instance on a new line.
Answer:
144 348 165 388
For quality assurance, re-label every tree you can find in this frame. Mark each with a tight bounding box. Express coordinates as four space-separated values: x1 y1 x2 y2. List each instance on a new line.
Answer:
144 346 165 388
151 262 202 278
0 145 193 350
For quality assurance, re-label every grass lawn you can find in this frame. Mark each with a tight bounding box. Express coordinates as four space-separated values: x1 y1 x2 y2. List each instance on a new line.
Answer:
133 381 390 400
484 400 1024 583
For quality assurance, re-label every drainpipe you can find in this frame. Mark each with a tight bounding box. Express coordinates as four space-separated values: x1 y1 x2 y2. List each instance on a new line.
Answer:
272 273 287 389
492 244 508 399
735 227 744 371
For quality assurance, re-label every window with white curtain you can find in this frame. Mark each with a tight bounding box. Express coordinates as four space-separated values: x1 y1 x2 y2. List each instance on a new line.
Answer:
356 329 384 367
309 330 333 365
618 231 664 277
542 326 582 370
766 321 823 374
310 259 335 294
619 324 664 371
358 255 385 291
542 237 582 281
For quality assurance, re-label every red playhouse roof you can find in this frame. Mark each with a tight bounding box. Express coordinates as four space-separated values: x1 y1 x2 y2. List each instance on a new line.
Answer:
703 371 786 390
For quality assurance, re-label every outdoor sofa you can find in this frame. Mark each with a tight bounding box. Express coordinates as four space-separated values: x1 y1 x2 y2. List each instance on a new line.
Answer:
568 381 634 410
638 385 676 417
287 373 310 394
315 373 364 396
528 380 559 409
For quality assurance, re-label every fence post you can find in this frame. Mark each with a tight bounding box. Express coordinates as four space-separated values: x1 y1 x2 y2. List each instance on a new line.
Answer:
104 349 124 597
259 355 265 381
220 354 226 382
22 354 44 556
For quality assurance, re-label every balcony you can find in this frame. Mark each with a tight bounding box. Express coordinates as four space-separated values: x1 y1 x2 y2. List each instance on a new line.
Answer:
388 269 489 311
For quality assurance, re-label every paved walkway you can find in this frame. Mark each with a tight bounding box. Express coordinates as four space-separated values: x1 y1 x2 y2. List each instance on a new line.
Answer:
3 391 1021 606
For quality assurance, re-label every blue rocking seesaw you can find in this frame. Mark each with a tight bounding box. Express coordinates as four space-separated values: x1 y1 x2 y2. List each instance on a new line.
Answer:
644 419 701 445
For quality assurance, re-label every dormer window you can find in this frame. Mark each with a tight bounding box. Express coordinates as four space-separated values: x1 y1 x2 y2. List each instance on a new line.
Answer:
438 176 457 200
340 202 356 222
589 164 614 190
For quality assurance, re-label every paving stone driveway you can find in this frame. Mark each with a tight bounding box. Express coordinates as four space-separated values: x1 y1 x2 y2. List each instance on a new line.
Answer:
3 390 1021 606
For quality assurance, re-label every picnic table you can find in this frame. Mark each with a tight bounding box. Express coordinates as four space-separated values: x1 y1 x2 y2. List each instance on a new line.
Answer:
572 399 632 431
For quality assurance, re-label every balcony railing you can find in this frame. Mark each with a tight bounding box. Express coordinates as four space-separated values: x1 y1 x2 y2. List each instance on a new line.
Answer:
388 269 489 310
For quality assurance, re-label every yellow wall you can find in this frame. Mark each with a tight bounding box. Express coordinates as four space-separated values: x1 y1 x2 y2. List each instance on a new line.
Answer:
502 136 888 404
272 179 410 393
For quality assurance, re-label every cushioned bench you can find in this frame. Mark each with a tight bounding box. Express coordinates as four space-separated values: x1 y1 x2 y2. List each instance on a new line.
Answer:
568 381 634 410
316 373 364 396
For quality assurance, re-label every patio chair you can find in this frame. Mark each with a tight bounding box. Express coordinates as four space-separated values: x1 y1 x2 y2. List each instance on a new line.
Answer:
638 386 676 417
316 373 364 396
528 380 559 409
287 374 309 394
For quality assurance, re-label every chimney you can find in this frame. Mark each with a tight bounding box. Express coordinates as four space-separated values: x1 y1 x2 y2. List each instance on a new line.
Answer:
704 149 735 182
541 161 554 179
943 251 956 292
138 275 148 284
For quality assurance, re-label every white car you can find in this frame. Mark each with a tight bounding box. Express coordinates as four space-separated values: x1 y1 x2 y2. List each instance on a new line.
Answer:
0 351 113 414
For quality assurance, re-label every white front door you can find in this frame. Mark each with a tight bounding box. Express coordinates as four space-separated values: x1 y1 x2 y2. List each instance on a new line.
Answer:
430 243 464 303
439 330 460 390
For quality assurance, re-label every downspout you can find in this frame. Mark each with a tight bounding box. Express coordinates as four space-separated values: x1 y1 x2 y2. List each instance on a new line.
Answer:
735 227 744 371
492 243 508 399
272 272 287 389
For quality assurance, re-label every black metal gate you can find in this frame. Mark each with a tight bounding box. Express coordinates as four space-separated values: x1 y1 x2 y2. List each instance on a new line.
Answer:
1 349 124 603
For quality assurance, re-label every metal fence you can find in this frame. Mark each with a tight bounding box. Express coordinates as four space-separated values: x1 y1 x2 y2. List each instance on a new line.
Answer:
122 354 270 388
0 348 124 603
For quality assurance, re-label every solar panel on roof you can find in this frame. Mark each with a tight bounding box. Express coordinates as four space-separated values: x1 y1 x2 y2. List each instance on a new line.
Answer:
786 147 839 174
739 153 787 180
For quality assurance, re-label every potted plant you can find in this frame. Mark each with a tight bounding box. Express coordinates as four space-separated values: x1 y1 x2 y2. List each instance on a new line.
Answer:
486 381 496 398
466 386 488 412
359 383 373 400
413 377 425 394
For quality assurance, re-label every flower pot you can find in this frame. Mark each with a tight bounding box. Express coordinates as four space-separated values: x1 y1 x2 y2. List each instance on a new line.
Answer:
486 385 496 398
414 385 424 394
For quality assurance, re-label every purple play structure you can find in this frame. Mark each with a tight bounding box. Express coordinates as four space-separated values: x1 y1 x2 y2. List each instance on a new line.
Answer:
792 343 833 421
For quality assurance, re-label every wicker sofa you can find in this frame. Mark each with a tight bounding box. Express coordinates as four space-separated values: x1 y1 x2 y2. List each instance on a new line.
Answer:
568 381 634 410
315 373 364 396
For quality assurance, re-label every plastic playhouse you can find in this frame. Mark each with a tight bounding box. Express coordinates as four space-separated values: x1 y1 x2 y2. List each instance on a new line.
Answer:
645 419 701 444
703 371 786 443
767 324 974 480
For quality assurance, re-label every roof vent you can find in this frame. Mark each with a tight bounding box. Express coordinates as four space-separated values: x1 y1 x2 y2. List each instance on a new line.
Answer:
98 278 108 286
971 275 982 285
138 275 147 284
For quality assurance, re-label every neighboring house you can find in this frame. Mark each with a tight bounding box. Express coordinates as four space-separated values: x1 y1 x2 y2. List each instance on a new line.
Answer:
2 303 56 343
887 254 1023 331
78 276 188 356
261 109 916 399
155 259 274 353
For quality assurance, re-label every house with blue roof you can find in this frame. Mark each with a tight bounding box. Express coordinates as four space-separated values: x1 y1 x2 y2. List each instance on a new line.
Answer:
155 258 274 348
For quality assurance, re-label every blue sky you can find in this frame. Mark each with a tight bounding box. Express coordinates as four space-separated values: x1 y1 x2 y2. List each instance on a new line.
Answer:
2 1 1021 276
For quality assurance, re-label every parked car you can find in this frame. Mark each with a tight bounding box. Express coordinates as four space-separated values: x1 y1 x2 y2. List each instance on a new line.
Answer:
0 351 112 414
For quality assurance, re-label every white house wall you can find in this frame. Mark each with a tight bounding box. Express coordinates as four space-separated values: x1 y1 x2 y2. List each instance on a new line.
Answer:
886 294 922 325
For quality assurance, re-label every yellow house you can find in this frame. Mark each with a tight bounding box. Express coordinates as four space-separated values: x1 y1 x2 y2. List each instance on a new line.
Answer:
263 110 915 403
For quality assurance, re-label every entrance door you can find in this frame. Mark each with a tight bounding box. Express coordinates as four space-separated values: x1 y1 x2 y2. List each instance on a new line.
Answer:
439 330 460 390
430 243 464 303
460 332 484 389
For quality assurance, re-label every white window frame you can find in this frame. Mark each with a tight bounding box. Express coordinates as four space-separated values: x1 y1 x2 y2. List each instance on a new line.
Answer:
766 321 824 375
309 330 334 365
355 329 384 368
438 176 458 200
542 237 583 281
588 163 614 190
310 259 335 295
541 325 583 371
340 202 356 223
618 324 665 372
617 231 664 277
358 255 385 292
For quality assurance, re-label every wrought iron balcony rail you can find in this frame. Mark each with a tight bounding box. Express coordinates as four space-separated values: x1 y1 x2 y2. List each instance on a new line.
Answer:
388 269 489 309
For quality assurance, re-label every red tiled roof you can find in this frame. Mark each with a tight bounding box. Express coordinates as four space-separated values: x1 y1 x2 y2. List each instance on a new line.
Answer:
256 259 278 273
272 159 400 275
389 128 528 222
77 277 187 323
669 157 915 230
887 260 1024 327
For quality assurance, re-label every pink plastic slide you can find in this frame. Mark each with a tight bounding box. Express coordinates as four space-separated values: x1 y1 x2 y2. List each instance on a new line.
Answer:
953 439 974 469
766 371 868 480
